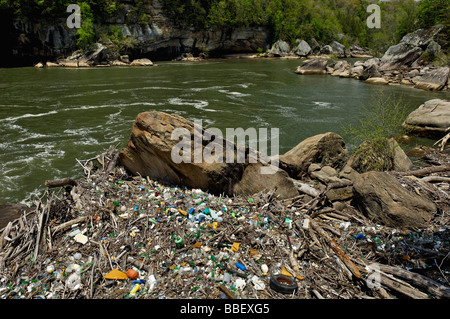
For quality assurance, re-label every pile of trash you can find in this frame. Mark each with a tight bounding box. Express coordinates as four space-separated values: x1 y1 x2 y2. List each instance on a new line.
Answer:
0 150 449 300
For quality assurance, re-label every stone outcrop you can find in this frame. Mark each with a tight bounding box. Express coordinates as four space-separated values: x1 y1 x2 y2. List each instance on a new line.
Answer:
39 43 155 68
291 39 311 57
4 6 271 67
413 67 449 91
364 77 388 85
329 60 351 77
268 40 291 57
329 41 346 58
279 132 349 179
379 25 443 72
130 58 153 66
295 26 449 92
379 43 423 72
118 111 298 199
295 58 328 75
352 171 436 229
345 138 412 173
349 45 372 58
403 99 450 138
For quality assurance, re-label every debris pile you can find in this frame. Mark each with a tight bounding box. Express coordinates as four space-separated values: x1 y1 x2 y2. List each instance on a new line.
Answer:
0 148 449 300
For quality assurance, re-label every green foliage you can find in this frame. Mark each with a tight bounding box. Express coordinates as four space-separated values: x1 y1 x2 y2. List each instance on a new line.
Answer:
2 0 449 57
99 25 138 52
76 2 95 50
342 91 414 172
416 0 450 52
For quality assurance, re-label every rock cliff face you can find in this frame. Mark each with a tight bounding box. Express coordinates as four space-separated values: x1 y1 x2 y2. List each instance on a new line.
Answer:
0 0 270 67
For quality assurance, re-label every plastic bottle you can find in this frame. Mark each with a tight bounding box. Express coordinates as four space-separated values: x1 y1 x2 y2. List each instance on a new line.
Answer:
175 236 185 249
129 283 141 296
66 273 81 291
235 263 246 271
223 272 231 283
261 264 269 276
148 274 157 292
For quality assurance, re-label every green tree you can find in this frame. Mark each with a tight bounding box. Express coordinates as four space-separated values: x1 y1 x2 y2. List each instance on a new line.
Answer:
416 0 449 51
76 2 95 50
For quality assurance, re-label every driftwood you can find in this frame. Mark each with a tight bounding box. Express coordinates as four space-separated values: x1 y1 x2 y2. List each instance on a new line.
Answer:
421 176 450 183
45 178 78 188
374 263 450 299
51 216 88 234
378 271 429 299
308 217 363 279
0 145 448 300
397 164 450 177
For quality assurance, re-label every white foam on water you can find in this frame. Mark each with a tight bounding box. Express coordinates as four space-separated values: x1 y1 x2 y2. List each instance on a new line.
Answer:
190 85 227 92
15 132 48 143
218 90 251 98
74 137 100 146
65 89 119 98
168 98 216 112
312 101 339 110
1 110 58 122
64 127 95 136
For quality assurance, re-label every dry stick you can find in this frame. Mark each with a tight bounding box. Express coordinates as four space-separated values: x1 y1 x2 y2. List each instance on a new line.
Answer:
421 176 450 183
127 256 151 272
378 272 429 299
34 204 47 260
308 217 362 279
45 178 78 188
52 216 88 234
0 221 13 249
90 253 98 299
397 164 450 177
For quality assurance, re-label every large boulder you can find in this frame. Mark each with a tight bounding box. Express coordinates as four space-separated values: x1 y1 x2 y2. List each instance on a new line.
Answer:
292 39 311 57
349 45 372 58
118 111 298 199
379 43 422 71
319 45 333 55
345 138 412 173
403 99 450 138
330 60 351 76
364 77 388 85
360 63 382 80
130 58 153 66
269 40 291 57
329 41 346 57
413 67 449 91
52 43 119 67
279 132 349 179
350 65 364 78
379 25 443 72
399 25 443 48
353 171 436 229
295 58 328 75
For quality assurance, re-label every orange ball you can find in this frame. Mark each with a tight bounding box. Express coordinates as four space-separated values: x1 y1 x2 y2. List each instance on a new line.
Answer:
126 269 139 280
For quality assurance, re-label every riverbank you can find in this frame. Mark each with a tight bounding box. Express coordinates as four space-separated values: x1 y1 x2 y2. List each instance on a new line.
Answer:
0 109 449 299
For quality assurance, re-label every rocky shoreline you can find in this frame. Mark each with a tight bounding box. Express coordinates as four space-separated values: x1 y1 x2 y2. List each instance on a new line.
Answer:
293 25 449 92
32 25 449 95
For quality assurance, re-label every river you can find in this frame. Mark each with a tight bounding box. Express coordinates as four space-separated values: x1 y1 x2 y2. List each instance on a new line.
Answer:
0 58 448 204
